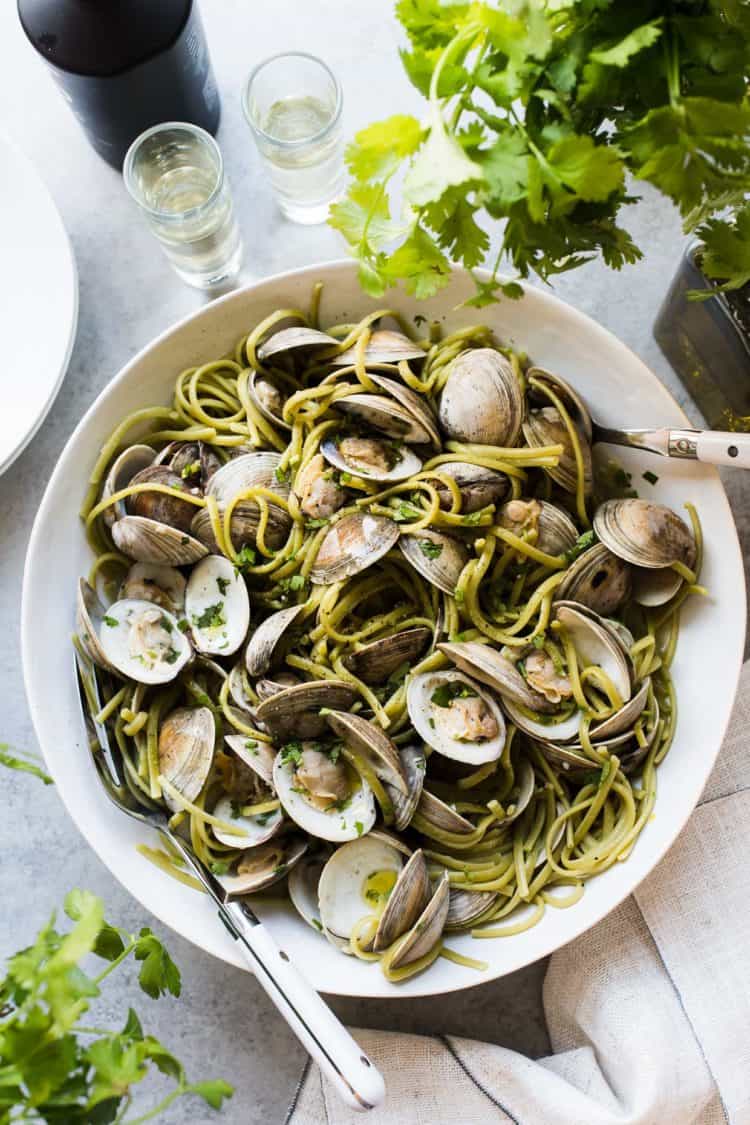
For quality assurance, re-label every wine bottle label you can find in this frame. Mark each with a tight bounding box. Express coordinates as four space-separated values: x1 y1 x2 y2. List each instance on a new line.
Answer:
43 4 220 169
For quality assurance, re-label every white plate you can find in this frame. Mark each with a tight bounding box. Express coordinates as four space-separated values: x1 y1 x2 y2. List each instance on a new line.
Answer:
0 136 78 475
22 261 745 997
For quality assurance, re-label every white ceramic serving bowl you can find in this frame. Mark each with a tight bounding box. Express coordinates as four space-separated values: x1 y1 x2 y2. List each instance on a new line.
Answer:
22 261 745 997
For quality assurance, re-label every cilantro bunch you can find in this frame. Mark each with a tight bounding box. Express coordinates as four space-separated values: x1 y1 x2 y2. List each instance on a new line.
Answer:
0 890 232 1123
331 0 750 305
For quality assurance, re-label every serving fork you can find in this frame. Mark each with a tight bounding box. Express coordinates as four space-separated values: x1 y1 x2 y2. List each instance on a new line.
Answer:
590 422 750 469
74 652 385 1113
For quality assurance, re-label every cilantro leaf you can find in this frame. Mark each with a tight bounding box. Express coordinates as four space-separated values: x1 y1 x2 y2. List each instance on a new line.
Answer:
403 106 483 208
191 602 225 630
589 20 663 68
133 929 181 999
419 538 443 559
188 1078 235 1109
347 114 423 181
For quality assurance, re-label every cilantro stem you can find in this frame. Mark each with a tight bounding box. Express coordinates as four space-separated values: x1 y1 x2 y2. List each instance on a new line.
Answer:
429 23 482 104
123 1083 187 1124
93 939 137 984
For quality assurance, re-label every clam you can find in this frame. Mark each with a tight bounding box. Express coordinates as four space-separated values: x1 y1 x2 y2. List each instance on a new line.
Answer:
398 530 468 596
274 743 376 843
593 499 697 606
245 604 304 677
407 671 506 766
256 325 339 362
227 662 258 716
247 369 291 432
367 373 441 448
184 555 250 656
254 672 302 701
96 598 192 684
100 444 155 527
294 454 346 520
256 680 358 739
554 543 632 616
211 793 283 849
387 871 450 971
111 516 209 566
445 889 498 931
76 578 116 672
310 513 400 585
157 705 215 811
372 849 432 952
414 789 475 835
119 563 186 616
388 745 426 832
494 757 535 826
154 439 221 485
193 452 292 552
318 836 404 949
433 462 508 513
342 627 431 685
334 393 435 445
590 678 650 741
320 434 422 484
288 847 332 933
224 733 276 786
438 348 524 447
498 500 578 556
325 711 408 824
219 835 308 897
328 329 426 366
522 407 593 496
554 602 631 702
437 641 555 714
526 366 593 443
125 465 198 532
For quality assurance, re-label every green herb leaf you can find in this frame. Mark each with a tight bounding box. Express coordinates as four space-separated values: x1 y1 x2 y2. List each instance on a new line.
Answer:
563 530 596 564
431 680 477 707
419 538 443 559
133 929 181 1000
102 615 118 628
280 741 304 766
347 114 423 181
216 576 230 596
188 1078 235 1110
181 460 201 479
355 820 364 836
191 602 226 630
642 470 659 485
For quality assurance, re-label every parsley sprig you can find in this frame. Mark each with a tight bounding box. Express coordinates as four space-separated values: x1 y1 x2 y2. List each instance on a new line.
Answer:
0 889 232 1122
331 1 750 304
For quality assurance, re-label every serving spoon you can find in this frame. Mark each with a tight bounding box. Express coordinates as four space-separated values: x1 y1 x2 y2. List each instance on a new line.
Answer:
74 652 385 1114
591 422 750 469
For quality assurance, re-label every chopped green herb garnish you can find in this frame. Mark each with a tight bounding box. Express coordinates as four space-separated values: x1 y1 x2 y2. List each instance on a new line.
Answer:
563 530 596 565
177 618 190 633
339 471 353 485
454 587 465 605
275 464 291 483
355 820 364 836
164 647 181 665
532 634 546 649
210 860 231 876
327 744 342 764
181 460 201 479
229 801 244 819
643 470 659 485
305 518 329 529
431 681 478 708
254 811 274 826
180 536 190 545
103 615 118 628
462 510 483 526
245 740 258 754
392 501 422 522
280 741 304 766
159 615 173 632
216 576 230 595
312 917 323 931
192 602 226 630
419 539 443 559
234 545 257 574
272 863 287 876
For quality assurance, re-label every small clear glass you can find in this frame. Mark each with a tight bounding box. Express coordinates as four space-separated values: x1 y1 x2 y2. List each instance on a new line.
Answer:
243 52 344 225
123 122 243 289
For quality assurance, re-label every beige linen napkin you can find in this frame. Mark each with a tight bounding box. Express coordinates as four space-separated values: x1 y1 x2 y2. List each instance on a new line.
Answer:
287 663 750 1125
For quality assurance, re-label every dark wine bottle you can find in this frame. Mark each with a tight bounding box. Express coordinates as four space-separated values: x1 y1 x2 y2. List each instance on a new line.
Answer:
18 0 221 170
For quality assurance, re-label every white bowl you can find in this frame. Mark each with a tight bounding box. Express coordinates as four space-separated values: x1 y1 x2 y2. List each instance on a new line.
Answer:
22 261 745 997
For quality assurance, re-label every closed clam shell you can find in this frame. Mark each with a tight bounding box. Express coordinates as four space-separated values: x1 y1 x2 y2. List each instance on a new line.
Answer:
526 366 593 443
198 451 292 551
399 530 469 596
593 499 696 570
255 680 359 739
372 849 432 952
310 513 400 585
499 499 578 556
387 871 450 970
207 452 291 504
554 543 632 616
257 325 338 361
329 329 426 366
126 465 197 532
325 711 408 796
522 407 593 496
334 393 435 444
438 640 555 713
219 835 308 897
100 444 155 528
439 348 524 447
342 626 431 685
245 604 304 677
111 515 209 566
432 462 508 513
158 706 215 812
445 889 498 931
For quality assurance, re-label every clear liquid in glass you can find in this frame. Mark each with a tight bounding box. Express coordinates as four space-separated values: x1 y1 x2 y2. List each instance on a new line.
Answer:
258 94 344 223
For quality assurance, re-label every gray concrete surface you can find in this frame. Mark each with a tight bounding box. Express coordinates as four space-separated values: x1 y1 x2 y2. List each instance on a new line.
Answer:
2 2 749 1122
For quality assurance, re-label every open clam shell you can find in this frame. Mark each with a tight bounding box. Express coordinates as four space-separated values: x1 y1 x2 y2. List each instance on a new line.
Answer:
185 555 250 657
157 705 215 812
325 711 408 825
554 603 631 702
119 563 186 616
76 578 116 672
414 789 475 836
310 513 400 585
288 847 332 934
590 678 649 742
372 849 432 952
387 870 450 971
112 515 209 566
343 627 431 685
273 747 377 843
318 836 404 947
367 373 441 448
97 598 192 684
247 369 292 432
554 543 632 616
245 604 304 677
526 366 593 443
407 670 506 765
224 733 276 787
398 530 469 596
257 325 339 362
439 348 524 447
100 444 155 527
328 329 426 366
438 640 555 714
219 835 308 897
496 757 536 826
256 680 359 740
334 393 435 445
522 407 593 496
632 566 683 607
387 745 426 832
211 795 283 849
498 499 578 557
320 434 423 484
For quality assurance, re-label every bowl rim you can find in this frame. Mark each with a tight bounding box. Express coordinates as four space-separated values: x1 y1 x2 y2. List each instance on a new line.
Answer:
21 258 746 996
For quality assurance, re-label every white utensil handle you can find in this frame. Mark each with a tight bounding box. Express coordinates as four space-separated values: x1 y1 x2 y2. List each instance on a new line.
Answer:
222 906 385 1112
669 429 750 468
